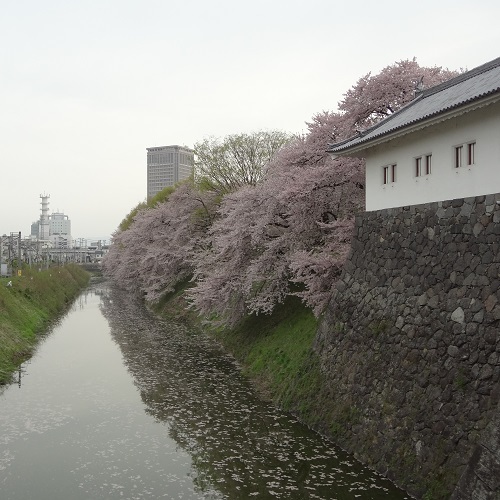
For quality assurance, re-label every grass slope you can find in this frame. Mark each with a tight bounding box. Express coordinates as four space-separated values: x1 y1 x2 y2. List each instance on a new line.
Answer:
218 297 324 420
0 264 90 384
156 288 327 427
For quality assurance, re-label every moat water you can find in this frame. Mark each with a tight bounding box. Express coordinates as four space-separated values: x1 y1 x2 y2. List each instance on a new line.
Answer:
0 283 410 499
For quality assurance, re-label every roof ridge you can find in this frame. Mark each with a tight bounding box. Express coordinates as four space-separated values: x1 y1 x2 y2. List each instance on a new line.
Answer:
422 56 500 98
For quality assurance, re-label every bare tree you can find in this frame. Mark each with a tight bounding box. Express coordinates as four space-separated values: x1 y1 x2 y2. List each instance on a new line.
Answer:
194 130 292 195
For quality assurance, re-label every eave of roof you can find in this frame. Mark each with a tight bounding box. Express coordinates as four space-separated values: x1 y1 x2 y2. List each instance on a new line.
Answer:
328 56 500 156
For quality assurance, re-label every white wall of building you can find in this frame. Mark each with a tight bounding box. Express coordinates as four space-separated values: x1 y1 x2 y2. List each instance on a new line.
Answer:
364 100 500 211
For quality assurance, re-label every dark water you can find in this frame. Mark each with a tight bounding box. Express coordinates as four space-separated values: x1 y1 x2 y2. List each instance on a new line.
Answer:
0 283 409 499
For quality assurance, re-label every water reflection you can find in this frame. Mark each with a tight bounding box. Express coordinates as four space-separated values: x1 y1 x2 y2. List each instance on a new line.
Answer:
0 284 409 499
100 286 409 499
1 286 198 500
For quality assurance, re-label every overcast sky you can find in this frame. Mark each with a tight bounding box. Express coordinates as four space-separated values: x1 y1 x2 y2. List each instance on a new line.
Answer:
1 0 498 241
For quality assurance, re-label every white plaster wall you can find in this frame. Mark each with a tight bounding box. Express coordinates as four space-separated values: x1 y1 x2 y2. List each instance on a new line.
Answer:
364 100 500 211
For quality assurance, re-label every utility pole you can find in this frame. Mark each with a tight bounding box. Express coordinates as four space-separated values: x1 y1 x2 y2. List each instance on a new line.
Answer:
0 235 4 277
7 234 11 270
18 231 21 270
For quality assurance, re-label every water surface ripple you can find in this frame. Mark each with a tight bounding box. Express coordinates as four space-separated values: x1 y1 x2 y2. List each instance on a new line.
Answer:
0 283 409 499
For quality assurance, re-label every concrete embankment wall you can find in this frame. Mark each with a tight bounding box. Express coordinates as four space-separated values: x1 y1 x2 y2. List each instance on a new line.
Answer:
314 194 500 498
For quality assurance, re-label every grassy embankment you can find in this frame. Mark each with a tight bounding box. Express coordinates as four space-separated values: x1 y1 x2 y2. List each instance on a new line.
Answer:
0 264 90 384
154 282 330 427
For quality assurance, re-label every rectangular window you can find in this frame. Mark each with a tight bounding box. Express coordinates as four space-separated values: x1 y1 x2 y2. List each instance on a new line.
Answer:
383 166 389 184
415 157 422 177
467 142 475 165
425 154 432 175
383 164 397 184
455 145 463 168
415 154 431 176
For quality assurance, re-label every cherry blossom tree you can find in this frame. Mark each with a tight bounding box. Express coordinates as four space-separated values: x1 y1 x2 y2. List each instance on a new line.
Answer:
139 184 217 302
339 58 457 130
189 60 457 325
105 59 458 326
104 132 291 303
103 182 218 302
189 120 364 325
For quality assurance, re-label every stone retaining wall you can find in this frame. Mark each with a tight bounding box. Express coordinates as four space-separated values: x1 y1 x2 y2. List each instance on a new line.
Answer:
450 403 500 499
314 194 500 498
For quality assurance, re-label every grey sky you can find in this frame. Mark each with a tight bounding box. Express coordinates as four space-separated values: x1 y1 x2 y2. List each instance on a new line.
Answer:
1 0 498 241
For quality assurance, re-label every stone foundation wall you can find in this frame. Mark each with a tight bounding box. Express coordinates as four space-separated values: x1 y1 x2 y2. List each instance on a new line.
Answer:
314 194 500 498
450 404 500 500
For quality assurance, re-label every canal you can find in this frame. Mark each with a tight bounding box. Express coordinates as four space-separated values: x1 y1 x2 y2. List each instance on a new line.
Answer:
0 283 409 499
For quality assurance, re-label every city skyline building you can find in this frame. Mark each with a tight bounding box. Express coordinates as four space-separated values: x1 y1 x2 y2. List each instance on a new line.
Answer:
146 145 194 199
30 194 73 248
49 211 72 248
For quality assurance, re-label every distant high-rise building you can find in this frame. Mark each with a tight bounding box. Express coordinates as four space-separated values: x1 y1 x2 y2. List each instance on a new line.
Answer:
31 194 73 247
49 212 72 248
146 145 194 199
31 221 39 238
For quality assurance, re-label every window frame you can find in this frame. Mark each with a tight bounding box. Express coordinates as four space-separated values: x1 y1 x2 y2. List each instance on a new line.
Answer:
415 156 422 177
454 141 476 169
467 141 475 166
425 154 432 175
415 153 432 177
382 163 397 185
454 145 463 169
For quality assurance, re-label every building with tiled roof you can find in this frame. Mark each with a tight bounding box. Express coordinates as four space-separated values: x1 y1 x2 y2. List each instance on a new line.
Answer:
328 57 500 211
